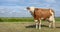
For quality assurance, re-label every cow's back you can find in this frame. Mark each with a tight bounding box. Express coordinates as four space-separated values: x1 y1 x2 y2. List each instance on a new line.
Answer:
34 8 54 20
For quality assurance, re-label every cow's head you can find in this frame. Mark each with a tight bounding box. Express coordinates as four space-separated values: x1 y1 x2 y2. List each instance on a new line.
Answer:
27 7 35 12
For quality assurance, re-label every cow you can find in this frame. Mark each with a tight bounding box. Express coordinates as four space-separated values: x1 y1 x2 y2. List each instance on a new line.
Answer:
26 7 55 29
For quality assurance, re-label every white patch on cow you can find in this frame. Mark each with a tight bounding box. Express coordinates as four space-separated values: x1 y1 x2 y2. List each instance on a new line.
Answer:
34 20 38 22
50 9 53 14
41 18 44 19
30 7 35 13
49 9 55 28
49 9 54 21
29 7 35 16
49 15 54 21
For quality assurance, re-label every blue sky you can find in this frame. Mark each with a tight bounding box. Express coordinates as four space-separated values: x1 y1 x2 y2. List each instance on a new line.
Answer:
0 0 60 17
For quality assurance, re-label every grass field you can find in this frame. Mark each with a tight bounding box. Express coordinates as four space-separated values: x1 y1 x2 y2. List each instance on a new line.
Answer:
0 22 60 32
0 17 60 32
0 17 60 22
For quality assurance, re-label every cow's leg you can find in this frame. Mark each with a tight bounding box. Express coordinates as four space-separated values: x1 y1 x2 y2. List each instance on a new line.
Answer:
35 20 38 29
39 20 41 29
48 16 53 28
48 21 52 28
52 18 55 28
48 18 55 28
48 15 55 28
49 9 55 28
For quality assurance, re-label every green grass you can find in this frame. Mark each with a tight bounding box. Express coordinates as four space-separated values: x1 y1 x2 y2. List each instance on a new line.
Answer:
0 17 34 22
0 17 60 22
55 17 60 21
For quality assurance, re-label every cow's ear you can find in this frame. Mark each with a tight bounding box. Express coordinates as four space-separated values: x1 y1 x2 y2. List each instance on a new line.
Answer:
27 7 30 10
35 8 39 10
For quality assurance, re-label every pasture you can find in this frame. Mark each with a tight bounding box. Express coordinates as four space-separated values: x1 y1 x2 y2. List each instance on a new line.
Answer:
0 17 60 32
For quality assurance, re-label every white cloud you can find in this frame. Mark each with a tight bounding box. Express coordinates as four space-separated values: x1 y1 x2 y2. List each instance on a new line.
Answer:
0 11 5 13
0 6 28 14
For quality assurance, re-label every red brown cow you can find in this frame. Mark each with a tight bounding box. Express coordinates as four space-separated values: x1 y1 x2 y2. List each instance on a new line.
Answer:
26 7 55 29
